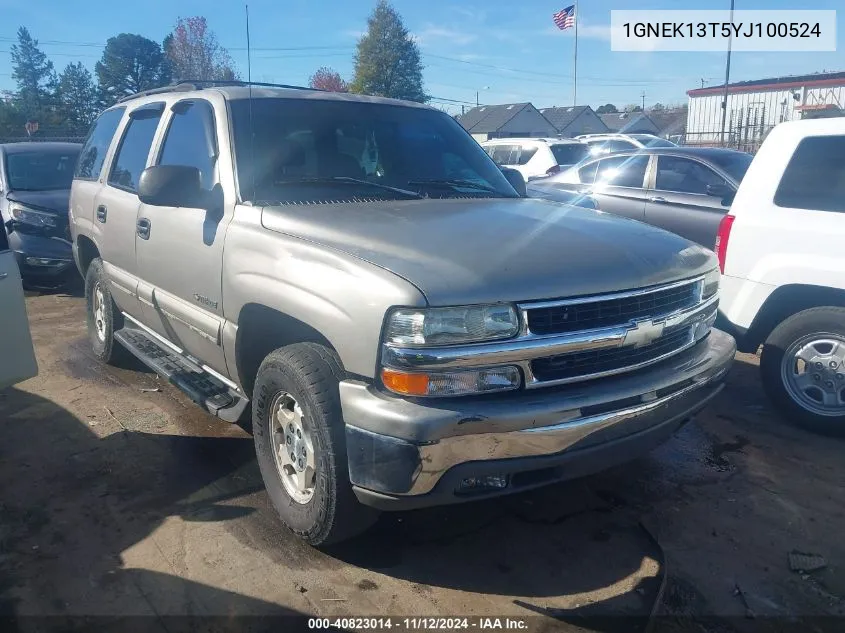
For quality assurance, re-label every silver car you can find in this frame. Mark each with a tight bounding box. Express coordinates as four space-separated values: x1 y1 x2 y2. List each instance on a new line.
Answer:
70 82 735 546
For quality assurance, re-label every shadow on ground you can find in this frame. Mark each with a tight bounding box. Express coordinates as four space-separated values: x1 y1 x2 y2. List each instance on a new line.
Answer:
0 387 310 629
0 383 667 629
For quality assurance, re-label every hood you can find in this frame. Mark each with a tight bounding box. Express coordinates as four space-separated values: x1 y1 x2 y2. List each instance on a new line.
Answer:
261 198 717 306
6 189 71 216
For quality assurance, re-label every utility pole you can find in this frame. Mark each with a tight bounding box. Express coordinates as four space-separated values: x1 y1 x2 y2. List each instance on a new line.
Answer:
641 91 646 111
720 0 736 146
701 78 706 89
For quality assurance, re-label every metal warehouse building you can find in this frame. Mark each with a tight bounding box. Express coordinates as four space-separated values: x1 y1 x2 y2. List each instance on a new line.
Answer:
685 71 845 151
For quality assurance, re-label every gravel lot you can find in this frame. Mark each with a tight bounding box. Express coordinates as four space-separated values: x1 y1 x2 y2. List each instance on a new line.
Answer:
1 290 844 632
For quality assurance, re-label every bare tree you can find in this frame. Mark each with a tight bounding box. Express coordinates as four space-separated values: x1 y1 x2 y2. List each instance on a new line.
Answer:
164 16 238 82
308 67 348 92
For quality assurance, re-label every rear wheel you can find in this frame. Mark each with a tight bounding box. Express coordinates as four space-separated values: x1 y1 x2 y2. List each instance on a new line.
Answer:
760 307 845 435
252 343 378 546
85 258 125 364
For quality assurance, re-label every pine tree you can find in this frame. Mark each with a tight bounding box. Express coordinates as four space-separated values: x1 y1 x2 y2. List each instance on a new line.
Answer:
349 1 427 103
58 62 98 133
96 34 171 106
10 27 56 117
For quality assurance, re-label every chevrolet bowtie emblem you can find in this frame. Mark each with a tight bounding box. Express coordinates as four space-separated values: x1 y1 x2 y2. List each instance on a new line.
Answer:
623 319 665 348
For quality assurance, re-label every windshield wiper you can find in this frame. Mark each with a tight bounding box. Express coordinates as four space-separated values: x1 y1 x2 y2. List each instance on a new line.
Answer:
407 179 498 193
276 176 423 199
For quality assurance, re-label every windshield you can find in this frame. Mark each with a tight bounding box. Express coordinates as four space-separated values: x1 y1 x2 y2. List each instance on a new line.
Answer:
708 151 754 183
550 143 589 166
230 99 518 203
5 148 79 191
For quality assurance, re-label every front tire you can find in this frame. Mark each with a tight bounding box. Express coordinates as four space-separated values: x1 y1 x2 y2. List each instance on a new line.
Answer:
252 343 378 546
85 258 125 364
760 307 845 435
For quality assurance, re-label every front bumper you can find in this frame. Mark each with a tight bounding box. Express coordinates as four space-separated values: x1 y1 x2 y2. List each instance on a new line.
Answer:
8 230 75 286
341 328 735 510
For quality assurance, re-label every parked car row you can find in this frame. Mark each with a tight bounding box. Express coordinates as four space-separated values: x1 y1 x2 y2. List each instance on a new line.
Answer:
528 146 753 247
481 133 678 181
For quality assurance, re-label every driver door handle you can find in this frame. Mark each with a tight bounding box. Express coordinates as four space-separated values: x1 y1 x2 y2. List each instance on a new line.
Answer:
96 205 107 223
0 272 7 281
136 218 151 240
649 196 668 204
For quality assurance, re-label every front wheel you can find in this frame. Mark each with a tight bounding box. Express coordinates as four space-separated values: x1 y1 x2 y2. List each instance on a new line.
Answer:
252 343 378 546
760 307 845 435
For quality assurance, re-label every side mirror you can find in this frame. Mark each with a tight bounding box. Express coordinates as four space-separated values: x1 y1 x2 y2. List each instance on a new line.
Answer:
138 165 204 208
500 167 526 197
705 183 732 199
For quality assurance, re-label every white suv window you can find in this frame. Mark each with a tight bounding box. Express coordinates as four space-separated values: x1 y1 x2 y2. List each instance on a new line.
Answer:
774 135 845 212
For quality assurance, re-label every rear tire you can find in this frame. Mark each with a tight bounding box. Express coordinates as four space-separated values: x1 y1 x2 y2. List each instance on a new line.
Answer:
760 307 845 435
252 343 378 546
85 258 125 365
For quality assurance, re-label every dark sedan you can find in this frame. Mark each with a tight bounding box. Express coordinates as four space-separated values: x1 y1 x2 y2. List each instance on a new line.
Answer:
527 147 753 247
0 142 81 288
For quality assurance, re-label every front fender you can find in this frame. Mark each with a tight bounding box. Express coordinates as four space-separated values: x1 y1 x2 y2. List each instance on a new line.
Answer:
222 210 426 380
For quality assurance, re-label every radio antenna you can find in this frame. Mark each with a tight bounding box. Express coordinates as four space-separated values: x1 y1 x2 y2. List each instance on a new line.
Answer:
245 4 256 202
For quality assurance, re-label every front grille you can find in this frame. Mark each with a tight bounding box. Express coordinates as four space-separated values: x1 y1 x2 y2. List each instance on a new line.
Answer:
531 326 693 383
526 281 698 336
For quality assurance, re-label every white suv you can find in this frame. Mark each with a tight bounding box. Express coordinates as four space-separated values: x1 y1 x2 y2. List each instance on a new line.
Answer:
576 133 677 157
716 117 845 434
481 138 589 181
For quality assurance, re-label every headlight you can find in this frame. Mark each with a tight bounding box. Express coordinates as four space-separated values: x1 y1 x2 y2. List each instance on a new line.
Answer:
385 304 519 346
10 204 57 228
702 268 720 300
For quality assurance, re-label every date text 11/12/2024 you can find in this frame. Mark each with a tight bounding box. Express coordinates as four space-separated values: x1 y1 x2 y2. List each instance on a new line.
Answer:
308 618 529 630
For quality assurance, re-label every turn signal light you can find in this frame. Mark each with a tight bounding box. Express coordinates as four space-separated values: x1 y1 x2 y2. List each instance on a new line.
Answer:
381 366 521 397
381 369 430 396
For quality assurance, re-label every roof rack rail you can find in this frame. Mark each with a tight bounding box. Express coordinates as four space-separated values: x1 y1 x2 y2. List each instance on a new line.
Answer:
116 80 320 103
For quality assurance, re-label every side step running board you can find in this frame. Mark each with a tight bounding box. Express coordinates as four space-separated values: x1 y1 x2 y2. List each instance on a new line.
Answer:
114 326 249 423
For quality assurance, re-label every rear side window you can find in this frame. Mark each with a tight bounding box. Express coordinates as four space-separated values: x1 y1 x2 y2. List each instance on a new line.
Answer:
490 145 519 165
578 160 600 184
108 105 164 193
550 144 588 166
516 147 537 165
158 100 217 190
655 156 726 194
596 155 649 188
775 135 845 212
75 107 125 180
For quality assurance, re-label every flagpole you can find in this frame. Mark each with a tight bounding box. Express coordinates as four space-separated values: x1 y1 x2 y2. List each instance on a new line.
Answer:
573 1 579 106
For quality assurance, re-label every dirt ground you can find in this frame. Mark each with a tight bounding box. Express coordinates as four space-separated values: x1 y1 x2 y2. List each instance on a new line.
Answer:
2 290 844 632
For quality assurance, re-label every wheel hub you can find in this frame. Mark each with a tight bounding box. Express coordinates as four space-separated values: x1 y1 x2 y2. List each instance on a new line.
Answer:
782 335 845 416
92 282 106 342
270 392 316 504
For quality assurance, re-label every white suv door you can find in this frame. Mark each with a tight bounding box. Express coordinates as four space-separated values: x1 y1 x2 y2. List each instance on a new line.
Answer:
0 228 38 388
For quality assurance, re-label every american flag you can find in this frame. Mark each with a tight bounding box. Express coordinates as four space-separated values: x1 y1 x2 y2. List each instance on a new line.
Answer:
553 5 576 31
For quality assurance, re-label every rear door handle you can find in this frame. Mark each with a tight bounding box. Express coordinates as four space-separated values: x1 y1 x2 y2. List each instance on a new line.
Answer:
649 196 668 204
0 272 7 281
96 205 107 223
136 218 151 240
